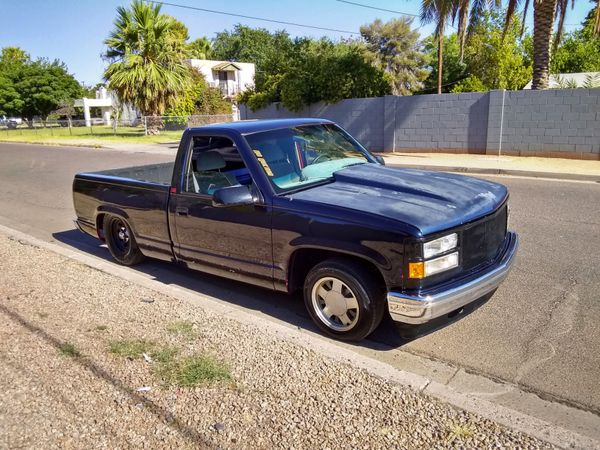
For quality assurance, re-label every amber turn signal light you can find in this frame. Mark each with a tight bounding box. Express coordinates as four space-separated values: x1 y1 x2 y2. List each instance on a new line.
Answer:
408 262 425 279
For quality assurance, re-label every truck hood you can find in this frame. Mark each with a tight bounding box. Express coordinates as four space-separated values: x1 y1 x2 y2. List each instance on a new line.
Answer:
288 164 508 236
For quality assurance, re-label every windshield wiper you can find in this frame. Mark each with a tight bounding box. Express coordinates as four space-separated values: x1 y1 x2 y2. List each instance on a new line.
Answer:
335 161 367 171
282 178 335 195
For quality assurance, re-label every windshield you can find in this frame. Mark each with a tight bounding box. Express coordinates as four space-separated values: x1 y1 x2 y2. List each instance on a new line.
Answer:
244 124 371 193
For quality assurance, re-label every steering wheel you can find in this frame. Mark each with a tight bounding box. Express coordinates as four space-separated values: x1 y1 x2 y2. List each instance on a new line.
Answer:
312 154 333 164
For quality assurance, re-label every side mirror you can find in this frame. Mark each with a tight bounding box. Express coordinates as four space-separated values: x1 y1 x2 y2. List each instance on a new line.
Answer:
212 185 258 208
375 155 386 166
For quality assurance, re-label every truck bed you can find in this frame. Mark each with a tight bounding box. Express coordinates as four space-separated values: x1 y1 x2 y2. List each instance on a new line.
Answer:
73 162 175 261
86 162 175 186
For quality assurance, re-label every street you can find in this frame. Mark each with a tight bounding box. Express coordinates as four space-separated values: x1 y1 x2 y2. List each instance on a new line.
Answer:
1 142 599 415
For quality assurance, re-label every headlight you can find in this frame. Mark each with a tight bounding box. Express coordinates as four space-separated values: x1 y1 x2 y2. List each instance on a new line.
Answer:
408 252 459 278
423 233 458 259
424 252 459 276
408 233 460 279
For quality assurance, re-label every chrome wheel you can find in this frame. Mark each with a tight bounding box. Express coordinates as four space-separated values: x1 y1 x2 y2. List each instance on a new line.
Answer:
117 226 129 243
103 215 145 266
110 219 130 253
311 277 360 332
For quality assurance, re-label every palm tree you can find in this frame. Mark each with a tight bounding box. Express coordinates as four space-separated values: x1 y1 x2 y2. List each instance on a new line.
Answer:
421 0 456 94
455 0 500 60
421 0 497 93
103 0 190 134
187 38 213 60
504 0 600 89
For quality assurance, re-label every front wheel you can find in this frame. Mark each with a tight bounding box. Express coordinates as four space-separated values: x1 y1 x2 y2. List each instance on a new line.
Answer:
103 215 145 266
304 258 386 341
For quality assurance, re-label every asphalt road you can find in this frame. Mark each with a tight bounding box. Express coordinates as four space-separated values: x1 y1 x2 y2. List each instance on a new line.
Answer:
1 142 599 415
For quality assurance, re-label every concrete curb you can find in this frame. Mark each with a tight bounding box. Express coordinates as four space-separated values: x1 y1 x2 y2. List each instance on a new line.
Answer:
2 141 597 182
386 163 600 183
1 223 599 450
0 140 178 155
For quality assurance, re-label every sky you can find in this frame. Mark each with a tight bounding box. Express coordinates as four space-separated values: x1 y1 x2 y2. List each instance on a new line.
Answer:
0 0 594 86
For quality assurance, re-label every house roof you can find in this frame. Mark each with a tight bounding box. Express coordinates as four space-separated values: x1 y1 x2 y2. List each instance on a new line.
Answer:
212 62 242 71
523 72 600 89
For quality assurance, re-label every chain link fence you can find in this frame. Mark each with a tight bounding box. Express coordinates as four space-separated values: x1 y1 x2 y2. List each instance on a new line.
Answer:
142 114 236 135
0 114 236 138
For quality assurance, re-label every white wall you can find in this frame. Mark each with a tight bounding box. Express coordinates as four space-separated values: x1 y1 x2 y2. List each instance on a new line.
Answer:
187 59 255 93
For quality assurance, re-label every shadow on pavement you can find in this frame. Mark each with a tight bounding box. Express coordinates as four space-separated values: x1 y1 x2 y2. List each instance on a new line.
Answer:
52 229 488 351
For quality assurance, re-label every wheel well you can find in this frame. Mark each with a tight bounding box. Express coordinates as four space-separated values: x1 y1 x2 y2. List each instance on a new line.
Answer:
96 213 105 240
287 248 386 293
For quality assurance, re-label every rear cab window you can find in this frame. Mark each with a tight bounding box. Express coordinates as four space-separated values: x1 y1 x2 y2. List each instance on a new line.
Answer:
183 135 252 196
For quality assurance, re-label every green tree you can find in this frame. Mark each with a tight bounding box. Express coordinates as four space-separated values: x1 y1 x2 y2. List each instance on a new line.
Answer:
165 70 231 116
187 37 213 59
212 25 294 92
423 33 467 92
103 0 191 133
453 10 531 91
241 39 391 111
0 47 82 121
0 47 30 74
15 60 82 122
552 4 600 73
503 0 600 89
0 74 22 117
359 18 429 95
0 47 30 117
420 0 457 94
450 75 487 91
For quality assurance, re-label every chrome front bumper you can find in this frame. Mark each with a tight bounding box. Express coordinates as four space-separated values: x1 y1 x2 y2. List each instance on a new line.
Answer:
387 232 519 325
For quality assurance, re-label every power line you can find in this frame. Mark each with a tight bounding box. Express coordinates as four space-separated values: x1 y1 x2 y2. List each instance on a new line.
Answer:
414 73 471 94
145 0 361 35
335 0 419 17
335 0 457 30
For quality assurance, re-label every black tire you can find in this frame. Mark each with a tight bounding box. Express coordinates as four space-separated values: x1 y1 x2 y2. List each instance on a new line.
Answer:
103 215 145 266
303 258 386 341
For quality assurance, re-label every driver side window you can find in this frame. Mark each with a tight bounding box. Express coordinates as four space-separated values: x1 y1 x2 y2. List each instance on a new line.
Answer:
184 135 252 195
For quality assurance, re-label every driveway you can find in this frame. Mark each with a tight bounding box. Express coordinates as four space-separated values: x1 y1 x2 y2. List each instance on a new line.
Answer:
0 142 599 415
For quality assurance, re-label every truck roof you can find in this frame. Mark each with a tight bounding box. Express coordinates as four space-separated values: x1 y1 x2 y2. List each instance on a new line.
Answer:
189 118 334 135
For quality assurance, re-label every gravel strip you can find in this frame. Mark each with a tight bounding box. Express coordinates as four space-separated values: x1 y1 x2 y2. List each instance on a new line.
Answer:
0 233 554 449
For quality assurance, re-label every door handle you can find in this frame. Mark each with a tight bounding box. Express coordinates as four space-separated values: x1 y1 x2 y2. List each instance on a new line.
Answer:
175 207 189 216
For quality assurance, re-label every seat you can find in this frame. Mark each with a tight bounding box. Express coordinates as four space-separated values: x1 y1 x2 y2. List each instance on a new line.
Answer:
192 151 237 195
259 143 301 187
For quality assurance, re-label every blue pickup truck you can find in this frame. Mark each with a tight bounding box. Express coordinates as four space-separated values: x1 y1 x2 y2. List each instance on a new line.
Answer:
73 118 518 341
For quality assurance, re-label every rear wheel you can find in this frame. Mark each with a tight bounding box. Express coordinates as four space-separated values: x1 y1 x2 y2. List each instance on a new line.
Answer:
304 258 385 341
103 215 145 266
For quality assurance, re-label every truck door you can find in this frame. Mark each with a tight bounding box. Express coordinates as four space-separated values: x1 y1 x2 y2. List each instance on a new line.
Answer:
170 134 274 289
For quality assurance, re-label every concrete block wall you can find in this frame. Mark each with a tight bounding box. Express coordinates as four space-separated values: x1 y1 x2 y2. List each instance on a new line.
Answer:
240 88 600 159
240 97 385 150
393 93 489 154
496 89 600 159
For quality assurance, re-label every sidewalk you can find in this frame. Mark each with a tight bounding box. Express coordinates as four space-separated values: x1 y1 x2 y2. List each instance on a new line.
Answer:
381 152 600 182
101 141 179 155
5 137 599 182
94 144 600 182
0 231 555 449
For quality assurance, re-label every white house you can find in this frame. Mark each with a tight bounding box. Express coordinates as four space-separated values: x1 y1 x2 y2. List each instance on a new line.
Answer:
187 59 255 98
74 87 139 126
74 87 112 126
74 60 254 125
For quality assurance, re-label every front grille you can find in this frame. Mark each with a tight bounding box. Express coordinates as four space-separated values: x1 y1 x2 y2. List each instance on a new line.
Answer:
461 205 507 271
